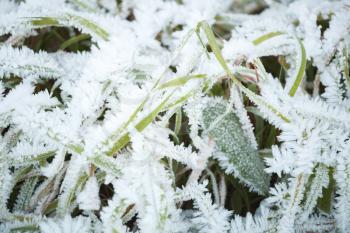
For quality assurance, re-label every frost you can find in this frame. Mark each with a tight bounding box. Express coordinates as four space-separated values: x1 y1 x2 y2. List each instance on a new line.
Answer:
77 176 101 211
0 0 349 232
39 215 91 233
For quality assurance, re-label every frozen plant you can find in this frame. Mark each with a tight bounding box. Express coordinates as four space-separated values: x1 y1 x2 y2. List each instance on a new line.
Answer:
0 0 349 232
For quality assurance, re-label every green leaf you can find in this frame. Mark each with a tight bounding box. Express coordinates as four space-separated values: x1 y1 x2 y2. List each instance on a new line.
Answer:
202 98 270 194
158 74 206 89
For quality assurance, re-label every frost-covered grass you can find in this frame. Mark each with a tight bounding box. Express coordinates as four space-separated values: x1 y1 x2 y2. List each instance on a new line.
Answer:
0 0 350 232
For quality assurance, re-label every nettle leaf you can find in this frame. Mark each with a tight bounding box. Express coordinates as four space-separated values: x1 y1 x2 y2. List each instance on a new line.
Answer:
201 98 269 195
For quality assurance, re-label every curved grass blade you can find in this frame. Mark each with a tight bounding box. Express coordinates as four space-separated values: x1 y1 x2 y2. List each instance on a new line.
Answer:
59 33 90 50
252 31 307 97
288 39 307 97
29 13 109 41
65 14 109 41
252 32 284 45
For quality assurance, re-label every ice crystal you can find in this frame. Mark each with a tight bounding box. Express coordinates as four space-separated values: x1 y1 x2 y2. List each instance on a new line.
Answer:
0 0 349 232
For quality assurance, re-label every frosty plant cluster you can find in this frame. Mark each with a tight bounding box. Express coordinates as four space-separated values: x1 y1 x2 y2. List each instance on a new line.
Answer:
0 0 350 232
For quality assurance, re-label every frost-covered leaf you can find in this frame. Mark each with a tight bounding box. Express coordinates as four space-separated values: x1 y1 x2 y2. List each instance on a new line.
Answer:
201 98 269 194
14 176 39 212
29 14 109 41
0 46 62 80
334 156 350 232
176 181 231 233
77 176 100 211
301 164 329 220
230 207 271 233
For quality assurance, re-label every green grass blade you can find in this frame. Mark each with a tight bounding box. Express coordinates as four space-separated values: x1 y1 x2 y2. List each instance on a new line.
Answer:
158 74 206 89
106 93 173 156
29 14 109 41
197 21 231 74
135 93 173 132
14 166 33 183
44 200 58 215
252 32 284 45
288 39 307 97
10 225 39 232
195 29 210 59
58 172 88 216
69 0 97 12
238 83 290 122
174 107 182 136
30 17 59 26
89 156 122 177
59 33 90 50
31 150 56 162
342 45 350 91
106 134 130 157
104 29 196 145
164 91 194 110
252 32 307 97
65 14 109 41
